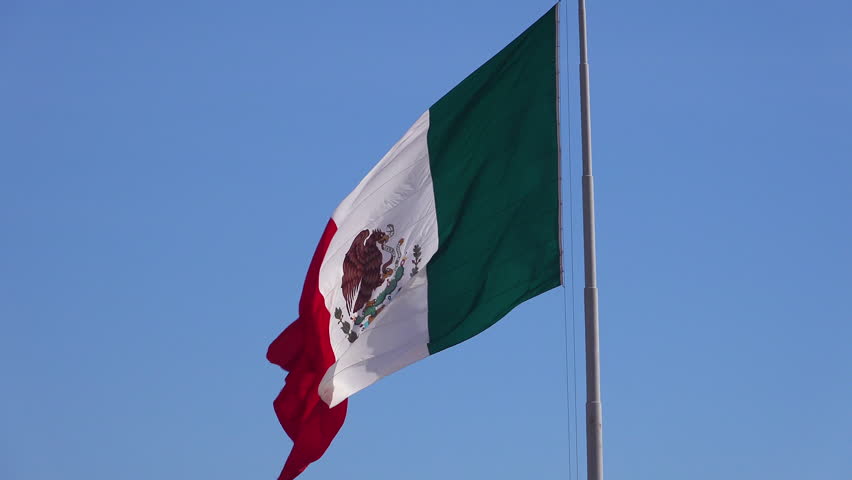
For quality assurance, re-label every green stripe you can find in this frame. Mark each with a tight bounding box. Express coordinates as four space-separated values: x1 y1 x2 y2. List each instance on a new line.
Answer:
425 7 561 354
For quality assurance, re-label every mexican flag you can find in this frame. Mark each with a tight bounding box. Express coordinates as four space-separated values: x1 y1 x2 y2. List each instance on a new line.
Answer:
267 6 561 479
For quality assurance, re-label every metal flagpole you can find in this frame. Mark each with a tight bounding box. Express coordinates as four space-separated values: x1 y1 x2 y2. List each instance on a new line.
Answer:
576 0 604 479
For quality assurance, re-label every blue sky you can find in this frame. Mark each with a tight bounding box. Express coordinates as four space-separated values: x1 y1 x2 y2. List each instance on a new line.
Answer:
2 1 850 479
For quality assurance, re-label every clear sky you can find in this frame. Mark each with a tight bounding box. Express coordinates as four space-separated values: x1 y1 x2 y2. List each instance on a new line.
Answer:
2 1 850 479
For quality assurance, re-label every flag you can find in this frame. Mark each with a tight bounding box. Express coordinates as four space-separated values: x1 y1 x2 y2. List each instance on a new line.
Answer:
267 6 560 479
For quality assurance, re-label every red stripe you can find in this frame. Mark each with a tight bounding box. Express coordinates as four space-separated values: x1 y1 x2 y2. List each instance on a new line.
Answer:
267 219 346 480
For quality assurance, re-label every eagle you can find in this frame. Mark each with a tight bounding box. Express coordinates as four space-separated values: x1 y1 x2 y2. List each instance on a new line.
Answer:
342 229 390 315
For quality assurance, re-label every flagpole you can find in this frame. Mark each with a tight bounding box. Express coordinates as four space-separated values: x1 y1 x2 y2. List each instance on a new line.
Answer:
576 0 604 479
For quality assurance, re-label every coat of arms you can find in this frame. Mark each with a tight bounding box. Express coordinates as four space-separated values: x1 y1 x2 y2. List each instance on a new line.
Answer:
335 224 422 343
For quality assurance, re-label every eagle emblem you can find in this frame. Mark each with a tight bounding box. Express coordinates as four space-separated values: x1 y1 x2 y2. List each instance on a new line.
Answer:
335 224 423 343
342 229 390 315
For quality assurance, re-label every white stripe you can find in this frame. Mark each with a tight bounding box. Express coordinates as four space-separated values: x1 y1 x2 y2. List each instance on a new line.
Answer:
316 111 438 407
